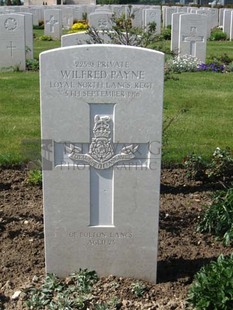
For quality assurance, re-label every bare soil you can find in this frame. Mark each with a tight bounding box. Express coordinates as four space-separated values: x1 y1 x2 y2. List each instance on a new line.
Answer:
0 168 232 309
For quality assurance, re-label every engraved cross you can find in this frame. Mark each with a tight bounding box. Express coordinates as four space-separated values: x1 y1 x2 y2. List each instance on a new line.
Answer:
46 15 58 32
7 41 16 57
182 27 204 57
55 103 148 228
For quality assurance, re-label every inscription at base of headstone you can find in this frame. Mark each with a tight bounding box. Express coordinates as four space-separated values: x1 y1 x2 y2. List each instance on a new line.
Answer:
40 45 164 282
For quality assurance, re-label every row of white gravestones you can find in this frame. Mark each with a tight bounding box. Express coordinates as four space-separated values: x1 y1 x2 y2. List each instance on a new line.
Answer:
0 13 33 71
171 13 207 63
40 44 164 282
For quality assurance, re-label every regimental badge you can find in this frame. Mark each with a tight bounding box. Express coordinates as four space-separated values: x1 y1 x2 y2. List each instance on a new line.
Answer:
65 115 138 170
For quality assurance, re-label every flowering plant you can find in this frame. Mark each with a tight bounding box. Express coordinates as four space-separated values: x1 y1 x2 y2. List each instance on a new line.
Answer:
167 55 202 73
71 21 88 32
197 63 225 73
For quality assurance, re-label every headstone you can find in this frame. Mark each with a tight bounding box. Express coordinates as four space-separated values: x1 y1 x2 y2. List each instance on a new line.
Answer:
164 7 177 27
44 9 62 40
230 11 233 41
61 31 111 47
130 6 144 28
29 8 39 26
219 8 224 26
73 6 87 21
171 12 181 54
0 13 26 71
196 8 213 37
223 9 232 38
88 9 113 30
19 12 34 60
40 44 164 282
178 13 207 63
144 8 161 34
62 7 73 30
208 8 219 29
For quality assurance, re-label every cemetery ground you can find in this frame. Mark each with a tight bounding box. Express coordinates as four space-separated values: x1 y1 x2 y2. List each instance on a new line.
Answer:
0 36 233 309
1 167 233 310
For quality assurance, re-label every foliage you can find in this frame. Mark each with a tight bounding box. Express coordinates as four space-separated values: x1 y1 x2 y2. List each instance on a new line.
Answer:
26 59 39 71
37 35 53 41
209 28 227 41
24 269 99 309
131 281 147 297
207 53 233 66
226 62 233 72
160 25 171 40
27 169 42 186
198 188 233 246
183 147 233 183
183 153 207 180
86 6 160 48
94 297 121 309
166 55 202 73
208 147 233 181
187 253 233 310
70 21 88 32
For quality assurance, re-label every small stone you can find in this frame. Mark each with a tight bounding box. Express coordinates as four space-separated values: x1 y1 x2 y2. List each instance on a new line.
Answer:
11 290 21 300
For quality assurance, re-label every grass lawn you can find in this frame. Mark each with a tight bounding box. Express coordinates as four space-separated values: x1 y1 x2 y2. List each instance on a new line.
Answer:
0 35 233 166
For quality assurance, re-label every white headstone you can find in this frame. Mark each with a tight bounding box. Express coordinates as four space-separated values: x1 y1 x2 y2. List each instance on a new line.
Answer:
62 7 73 30
171 12 181 54
40 44 164 282
223 9 232 39
0 13 26 71
164 7 177 27
29 8 39 26
19 12 34 60
178 13 207 63
44 9 62 40
88 10 113 30
61 31 111 47
230 11 233 41
144 8 161 34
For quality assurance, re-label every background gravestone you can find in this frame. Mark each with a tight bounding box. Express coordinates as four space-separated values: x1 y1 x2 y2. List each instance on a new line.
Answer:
40 44 164 282
44 9 62 40
0 13 26 71
178 13 207 62
88 9 113 30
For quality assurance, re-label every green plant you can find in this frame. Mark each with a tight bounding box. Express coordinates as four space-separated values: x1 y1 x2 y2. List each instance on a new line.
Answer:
226 61 233 72
208 147 233 181
27 169 42 186
26 59 39 71
131 281 146 297
86 6 160 48
183 153 208 180
160 25 171 40
24 269 98 309
69 269 99 293
198 188 233 246
210 28 227 41
187 253 233 310
38 35 53 41
94 297 120 310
